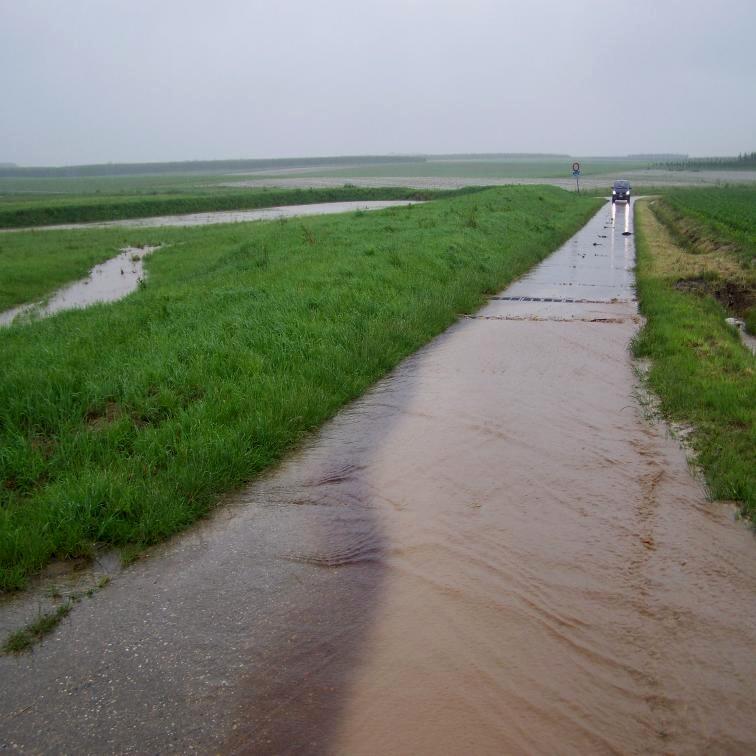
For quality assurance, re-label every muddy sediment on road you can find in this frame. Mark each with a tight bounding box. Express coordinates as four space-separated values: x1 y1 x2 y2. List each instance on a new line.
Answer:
2 204 755 754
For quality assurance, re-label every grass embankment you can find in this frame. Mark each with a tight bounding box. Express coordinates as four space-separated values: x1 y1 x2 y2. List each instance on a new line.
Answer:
0 185 480 230
650 186 755 332
0 187 601 590
632 199 755 518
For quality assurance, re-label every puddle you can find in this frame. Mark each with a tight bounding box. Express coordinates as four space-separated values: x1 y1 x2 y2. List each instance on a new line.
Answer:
1 200 420 233
725 317 756 355
3 202 756 753
0 246 158 327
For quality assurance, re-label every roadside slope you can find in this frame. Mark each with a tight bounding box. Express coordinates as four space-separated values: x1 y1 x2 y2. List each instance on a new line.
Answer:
633 200 755 516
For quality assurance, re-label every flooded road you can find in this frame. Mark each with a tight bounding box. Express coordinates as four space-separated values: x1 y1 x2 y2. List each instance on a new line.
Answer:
2 202 755 753
0 200 418 233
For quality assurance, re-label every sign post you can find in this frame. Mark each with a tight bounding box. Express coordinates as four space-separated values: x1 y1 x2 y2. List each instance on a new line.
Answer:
572 161 581 193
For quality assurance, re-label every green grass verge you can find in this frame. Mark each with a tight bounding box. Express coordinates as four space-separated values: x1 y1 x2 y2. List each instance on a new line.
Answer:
649 187 755 334
652 186 756 268
632 201 755 518
0 186 601 590
0 185 481 230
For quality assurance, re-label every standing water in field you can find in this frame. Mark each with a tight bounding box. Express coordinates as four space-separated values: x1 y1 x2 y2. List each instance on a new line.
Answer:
1 202 755 754
0 200 420 233
0 201 419 326
0 246 158 327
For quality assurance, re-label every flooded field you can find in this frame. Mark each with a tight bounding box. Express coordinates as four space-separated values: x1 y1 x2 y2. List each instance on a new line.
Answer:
0 200 419 326
2 202 755 753
221 168 756 192
0 200 418 233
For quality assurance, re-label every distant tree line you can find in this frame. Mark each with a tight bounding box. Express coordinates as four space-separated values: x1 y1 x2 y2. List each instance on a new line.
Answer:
627 153 688 160
654 152 756 170
423 153 569 159
0 155 427 179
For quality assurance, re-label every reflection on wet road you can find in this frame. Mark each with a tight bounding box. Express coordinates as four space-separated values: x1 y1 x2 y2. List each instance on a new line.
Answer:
2 201 755 753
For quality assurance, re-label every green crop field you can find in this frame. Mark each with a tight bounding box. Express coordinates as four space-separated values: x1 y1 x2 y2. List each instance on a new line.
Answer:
0 186 601 590
0 173 226 198
651 185 756 332
656 185 756 267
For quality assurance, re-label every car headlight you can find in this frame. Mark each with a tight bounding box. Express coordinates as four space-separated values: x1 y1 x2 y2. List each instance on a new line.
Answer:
612 190 616 194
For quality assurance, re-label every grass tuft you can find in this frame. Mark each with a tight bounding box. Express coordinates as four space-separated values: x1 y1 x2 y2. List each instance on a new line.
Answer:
2 603 72 653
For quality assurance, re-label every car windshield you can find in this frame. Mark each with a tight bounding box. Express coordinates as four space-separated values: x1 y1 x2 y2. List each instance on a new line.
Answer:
613 181 630 189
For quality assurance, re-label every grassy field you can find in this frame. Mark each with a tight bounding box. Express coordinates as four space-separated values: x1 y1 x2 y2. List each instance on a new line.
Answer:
652 186 756 266
0 186 601 590
632 200 755 518
649 186 755 332
0 185 476 230
259 158 646 180
0 172 226 197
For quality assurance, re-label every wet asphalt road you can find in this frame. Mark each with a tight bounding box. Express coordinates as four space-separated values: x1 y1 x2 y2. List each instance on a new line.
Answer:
2 201 755 754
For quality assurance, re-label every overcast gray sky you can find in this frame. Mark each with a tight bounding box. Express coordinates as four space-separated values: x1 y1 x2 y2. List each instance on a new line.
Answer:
2 0 755 166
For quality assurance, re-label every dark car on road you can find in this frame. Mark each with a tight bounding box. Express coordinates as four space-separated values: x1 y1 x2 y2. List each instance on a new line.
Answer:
612 180 631 203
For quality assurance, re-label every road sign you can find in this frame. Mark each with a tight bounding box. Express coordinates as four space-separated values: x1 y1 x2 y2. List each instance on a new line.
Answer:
572 162 581 193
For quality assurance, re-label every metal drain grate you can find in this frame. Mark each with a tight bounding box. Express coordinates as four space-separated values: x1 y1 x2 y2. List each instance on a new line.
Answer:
465 314 632 324
490 296 633 304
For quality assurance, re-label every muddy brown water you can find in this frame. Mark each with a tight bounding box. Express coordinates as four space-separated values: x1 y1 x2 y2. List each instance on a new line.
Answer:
1 202 755 753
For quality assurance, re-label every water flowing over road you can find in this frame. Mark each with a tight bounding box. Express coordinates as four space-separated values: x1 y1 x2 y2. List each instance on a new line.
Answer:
2 202 755 754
